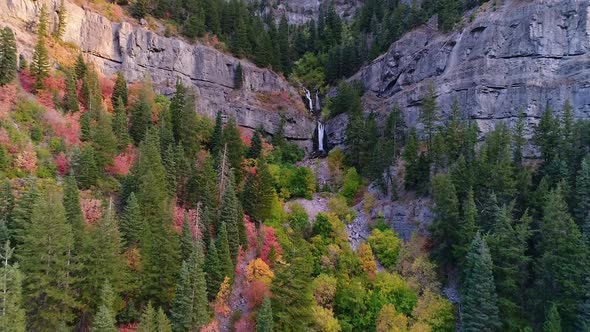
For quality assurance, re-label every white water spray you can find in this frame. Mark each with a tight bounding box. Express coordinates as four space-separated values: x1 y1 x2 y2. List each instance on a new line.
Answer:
318 121 325 151
304 88 313 113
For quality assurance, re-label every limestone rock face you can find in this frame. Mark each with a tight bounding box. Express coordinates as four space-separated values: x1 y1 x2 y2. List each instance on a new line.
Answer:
1 0 314 147
330 0 590 148
247 0 362 25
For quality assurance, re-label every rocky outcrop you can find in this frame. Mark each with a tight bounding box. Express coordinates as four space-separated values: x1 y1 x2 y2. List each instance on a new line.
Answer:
249 0 362 25
330 0 590 147
0 0 315 148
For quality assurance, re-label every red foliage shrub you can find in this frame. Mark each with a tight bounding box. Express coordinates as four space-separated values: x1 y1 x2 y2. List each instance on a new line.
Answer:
233 315 255 332
173 203 201 239
200 320 220 332
81 198 103 225
36 90 55 109
119 324 137 332
260 226 282 267
100 76 115 111
14 148 37 174
44 107 80 146
0 128 10 147
18 71 35 94
0 84 17 119
106 145 136 176
244 216 257 250
54 152 69 176
239 127 253 147
244 280 271 310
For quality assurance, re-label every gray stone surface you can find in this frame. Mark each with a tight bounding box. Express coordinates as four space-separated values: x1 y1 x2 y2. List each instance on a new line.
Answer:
329 0 590 149
247 0 362 25
1 0 315 149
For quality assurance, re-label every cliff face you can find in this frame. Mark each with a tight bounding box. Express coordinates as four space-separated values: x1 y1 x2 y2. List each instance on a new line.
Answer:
328 0 590 146
0 0 314 147
248 0 362 25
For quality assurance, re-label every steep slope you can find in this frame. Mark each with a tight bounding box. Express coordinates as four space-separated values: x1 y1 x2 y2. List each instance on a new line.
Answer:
0 0 314 147
328 0 590 146
249 0 363 24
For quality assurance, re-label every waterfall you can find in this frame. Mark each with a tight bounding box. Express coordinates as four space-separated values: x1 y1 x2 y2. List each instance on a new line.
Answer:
304 88 313 113
318 121 325 152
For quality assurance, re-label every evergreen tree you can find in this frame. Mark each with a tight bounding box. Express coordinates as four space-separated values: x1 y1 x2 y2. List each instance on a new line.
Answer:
121 193 143 247
430 173 462 266
217 222 233 280
247 129 262 159
177 90 200 158
8 182 37 248
205 238 222 299
170 261 193 332
210 111 223 159
112 72 128 107
461 232 500 332
420 82 438 151
137 302 156 332
31 34 50 92
455 188 478 264
575 155 590 225
256 297 274 332
157 307 173 332
234 62 243 89
37 5 50 38
0 241 26 332
0 27 17 86
91 282 117 332
54 0 67 40
343 94 364 168
403 129 420 190
112 98 130 151
544 304 562 332
278 15 290 73
18 187 78 330
222 117 244 174
63 69 79 112
169 80 186 143
74 54 87 80
242 159 274 223
130 80 154 145
0 181 14 247
535 185 587 325
76 145 100 189
62 176 85 251
219 170 240 261
179 213 193 264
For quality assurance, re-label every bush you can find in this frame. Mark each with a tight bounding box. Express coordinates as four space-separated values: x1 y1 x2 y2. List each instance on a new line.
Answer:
327 196 356 224
341 167 362 203
288 203 309 232
368 228 402 270
274 165 316 199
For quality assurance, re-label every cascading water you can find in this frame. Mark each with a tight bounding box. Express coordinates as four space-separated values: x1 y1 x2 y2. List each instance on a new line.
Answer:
303 86 325 154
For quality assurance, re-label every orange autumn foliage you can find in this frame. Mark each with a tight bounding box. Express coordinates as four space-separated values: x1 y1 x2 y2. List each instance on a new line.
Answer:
245 258 274 285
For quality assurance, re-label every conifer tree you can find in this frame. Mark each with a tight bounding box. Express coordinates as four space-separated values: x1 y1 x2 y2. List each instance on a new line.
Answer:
159 106 175 154
575 155 590 225
91 109 118 170
62 176 85 251
37 5 50 38
0 241 25 332
63 69 79 112
403 129 420 190
130 81 154 145
75 54 87 80
169 80 187 143
430 173 461 266
219 170 240 261
455 188 478 264
205 238 222 299
234 62 243 89
247 129 262 159
77 145 100 189
91 282 117 332
157 307 173 332
243 159 274 223
170 261 193 332
420 82 438 151
278 14 290 73
179 213 193 263
461 232 500 332
178 91 200 158
217 222 233 280
137 302 156 332
112 72 128 107
535 185 587 324
210 111 223 159
8 182 37 248
135 128 179 307
256 297 274 332
112 98 130 151
121 193 143 247
0 27 17 86
0 181 13 247
31 33 49 92
544 304 562 332
18 187 78 330
54 0 67 40
222 117 244 173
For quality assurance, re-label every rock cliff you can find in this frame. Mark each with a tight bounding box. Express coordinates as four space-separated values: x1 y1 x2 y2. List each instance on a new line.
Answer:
251 0 362 25
328 0 590 147
0 0 315 148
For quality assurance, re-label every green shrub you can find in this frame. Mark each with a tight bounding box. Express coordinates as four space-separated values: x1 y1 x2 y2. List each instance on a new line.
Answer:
288 203 309 232
312 213 333 239
327 196 356 223
368 228 402 270
341 167 362 202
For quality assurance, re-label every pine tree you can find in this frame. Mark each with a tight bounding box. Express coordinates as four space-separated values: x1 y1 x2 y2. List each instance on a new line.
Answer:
0 27 17 86
179 213 193 263
91 282 118 332
169 80 186 143
210 111 223 159
170 262 192 332
177 90 200 158
54 0 67 40
37 5 50 38
461 232 500 332
575 155 590 225
121 192 143 247
205 238 222 299
112 98 130 151
544 304 562 332
135 128 180 307
31 34 50 92
535 185 587 325
219 170 240 261
420 82 438 151
403 129 420 190
487 205 531 329
130 80 154 145
8 182 37 248
278 14 290 73
430 173 462 266
247 129 262 159
0 181 13 247
156 307 173 332
256 297 274 332
234 62 243 89
0 241 26 332
112 72 128 107
18 187 78 330
74 54 87 80
63 69 79 112
222 117 244 174
76 145 100 189
242 159 274 223
455 188 478 264
90 109 118 171
137 302 156 332
62 176 85 251
217 222 233 280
